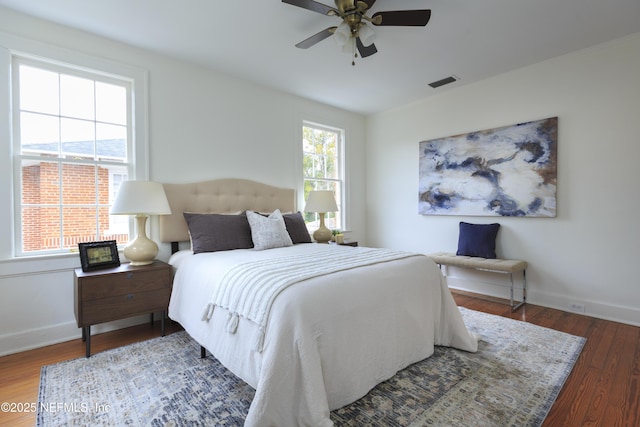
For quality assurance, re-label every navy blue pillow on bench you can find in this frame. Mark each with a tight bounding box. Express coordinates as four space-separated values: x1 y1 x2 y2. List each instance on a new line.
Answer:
456 222 500 259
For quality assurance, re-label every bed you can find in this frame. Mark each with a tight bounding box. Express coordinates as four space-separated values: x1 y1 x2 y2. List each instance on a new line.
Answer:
161 178 478 427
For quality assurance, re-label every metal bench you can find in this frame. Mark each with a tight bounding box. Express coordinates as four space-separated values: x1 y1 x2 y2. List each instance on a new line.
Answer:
428 251 527 311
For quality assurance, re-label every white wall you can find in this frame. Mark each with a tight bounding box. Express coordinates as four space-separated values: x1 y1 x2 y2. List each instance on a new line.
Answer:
366 33 640 325
0 7 367 355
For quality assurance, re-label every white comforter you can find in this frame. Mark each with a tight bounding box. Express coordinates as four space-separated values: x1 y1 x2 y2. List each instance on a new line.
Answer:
169 244 478 427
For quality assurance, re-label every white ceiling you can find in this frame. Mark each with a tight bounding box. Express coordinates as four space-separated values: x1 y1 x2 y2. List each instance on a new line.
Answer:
1 0 639 115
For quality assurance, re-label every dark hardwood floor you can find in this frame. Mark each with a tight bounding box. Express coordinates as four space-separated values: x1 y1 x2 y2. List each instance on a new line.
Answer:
0 290 638 426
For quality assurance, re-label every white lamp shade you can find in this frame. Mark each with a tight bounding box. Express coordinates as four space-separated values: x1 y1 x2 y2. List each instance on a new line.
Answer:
359 23 375 46
110 181 171 215
334 21 352 47
304 190 338 213
342 37 356 54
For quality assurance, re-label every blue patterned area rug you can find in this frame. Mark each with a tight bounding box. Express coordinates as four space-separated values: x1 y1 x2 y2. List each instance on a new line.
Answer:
37 308 585 426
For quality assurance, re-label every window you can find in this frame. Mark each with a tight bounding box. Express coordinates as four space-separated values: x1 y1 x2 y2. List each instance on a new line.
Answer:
13 57 133 255
302 122 345 231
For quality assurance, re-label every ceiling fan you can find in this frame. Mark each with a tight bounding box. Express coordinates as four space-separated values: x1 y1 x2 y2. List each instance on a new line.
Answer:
282 0 431 65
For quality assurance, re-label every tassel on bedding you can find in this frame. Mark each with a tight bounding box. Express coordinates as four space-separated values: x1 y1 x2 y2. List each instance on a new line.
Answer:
226 312 240 333
201 303 214 321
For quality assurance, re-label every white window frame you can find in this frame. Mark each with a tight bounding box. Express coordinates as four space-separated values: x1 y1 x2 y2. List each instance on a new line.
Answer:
302 120 346 232
0 34 149 260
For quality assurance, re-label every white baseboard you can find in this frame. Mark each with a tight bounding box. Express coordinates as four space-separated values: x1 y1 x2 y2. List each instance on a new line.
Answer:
527 290 640 327
447 276 640 327
0 314 155 357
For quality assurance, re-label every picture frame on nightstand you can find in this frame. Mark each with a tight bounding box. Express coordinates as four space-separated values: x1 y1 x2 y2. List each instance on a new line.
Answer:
78 240 120 272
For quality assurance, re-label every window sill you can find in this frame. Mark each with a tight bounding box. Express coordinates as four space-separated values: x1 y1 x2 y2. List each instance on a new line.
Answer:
0 251 83 278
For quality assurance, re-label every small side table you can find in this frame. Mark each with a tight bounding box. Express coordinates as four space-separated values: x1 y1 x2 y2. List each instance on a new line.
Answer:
74 260 173 357
329 240 358 247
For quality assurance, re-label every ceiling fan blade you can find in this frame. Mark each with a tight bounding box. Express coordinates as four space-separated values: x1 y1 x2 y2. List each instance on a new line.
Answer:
359 0 376 10
282 0 338 16
356 38 378 58
371 10 431 26
295 27 337 49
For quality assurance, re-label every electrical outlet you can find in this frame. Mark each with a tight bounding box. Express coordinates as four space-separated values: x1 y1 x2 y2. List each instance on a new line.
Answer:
568 302 586 313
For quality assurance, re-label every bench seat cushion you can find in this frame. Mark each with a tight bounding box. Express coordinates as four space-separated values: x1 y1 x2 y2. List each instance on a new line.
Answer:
428 252 527 273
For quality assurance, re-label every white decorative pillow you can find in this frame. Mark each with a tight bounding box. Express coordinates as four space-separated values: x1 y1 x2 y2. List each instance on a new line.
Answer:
246 209 293 250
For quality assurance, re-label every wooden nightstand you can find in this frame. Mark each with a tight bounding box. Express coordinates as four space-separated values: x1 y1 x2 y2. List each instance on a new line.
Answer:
329 241 358 247
74 260 173 357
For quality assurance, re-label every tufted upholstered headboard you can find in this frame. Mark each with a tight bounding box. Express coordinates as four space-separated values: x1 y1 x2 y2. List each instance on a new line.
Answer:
159 178 296 244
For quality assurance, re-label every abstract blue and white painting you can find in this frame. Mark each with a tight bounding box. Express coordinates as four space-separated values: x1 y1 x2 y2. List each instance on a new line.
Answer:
419 117 557 217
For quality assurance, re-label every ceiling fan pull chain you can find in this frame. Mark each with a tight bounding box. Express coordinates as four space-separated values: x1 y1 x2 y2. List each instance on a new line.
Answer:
352 37 357 66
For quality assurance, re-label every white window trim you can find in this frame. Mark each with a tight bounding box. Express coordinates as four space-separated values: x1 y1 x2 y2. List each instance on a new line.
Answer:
0 32 149 261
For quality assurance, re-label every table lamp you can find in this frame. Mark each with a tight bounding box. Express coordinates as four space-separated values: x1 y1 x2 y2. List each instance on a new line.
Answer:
304 190 338 244
110 180 171 265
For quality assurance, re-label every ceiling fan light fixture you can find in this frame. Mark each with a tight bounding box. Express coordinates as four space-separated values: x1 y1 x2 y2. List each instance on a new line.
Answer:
334 21 352 46
358 23 375 46
341 37 356 54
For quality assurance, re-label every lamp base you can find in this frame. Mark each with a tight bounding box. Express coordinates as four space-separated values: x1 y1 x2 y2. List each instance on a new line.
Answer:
124 215 158 266
313 213 332 244
313 227 332 244
125 256 155 266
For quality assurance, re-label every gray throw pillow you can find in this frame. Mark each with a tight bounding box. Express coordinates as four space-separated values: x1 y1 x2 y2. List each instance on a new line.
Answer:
246 209 293 250
283 211 312 244
183 212 253 254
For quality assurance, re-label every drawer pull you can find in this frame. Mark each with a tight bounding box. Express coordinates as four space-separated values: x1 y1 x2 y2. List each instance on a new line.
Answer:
126 294 135 299
126 273 134 279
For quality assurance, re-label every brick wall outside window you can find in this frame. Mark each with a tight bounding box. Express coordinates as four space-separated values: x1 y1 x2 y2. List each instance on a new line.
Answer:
22 163 128 252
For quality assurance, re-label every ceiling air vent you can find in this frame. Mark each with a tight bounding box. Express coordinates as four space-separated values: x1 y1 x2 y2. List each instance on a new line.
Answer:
428 76 458 89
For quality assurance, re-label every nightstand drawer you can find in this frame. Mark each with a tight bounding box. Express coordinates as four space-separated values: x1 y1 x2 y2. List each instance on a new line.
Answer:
81 288 172 326
80 268 171 300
